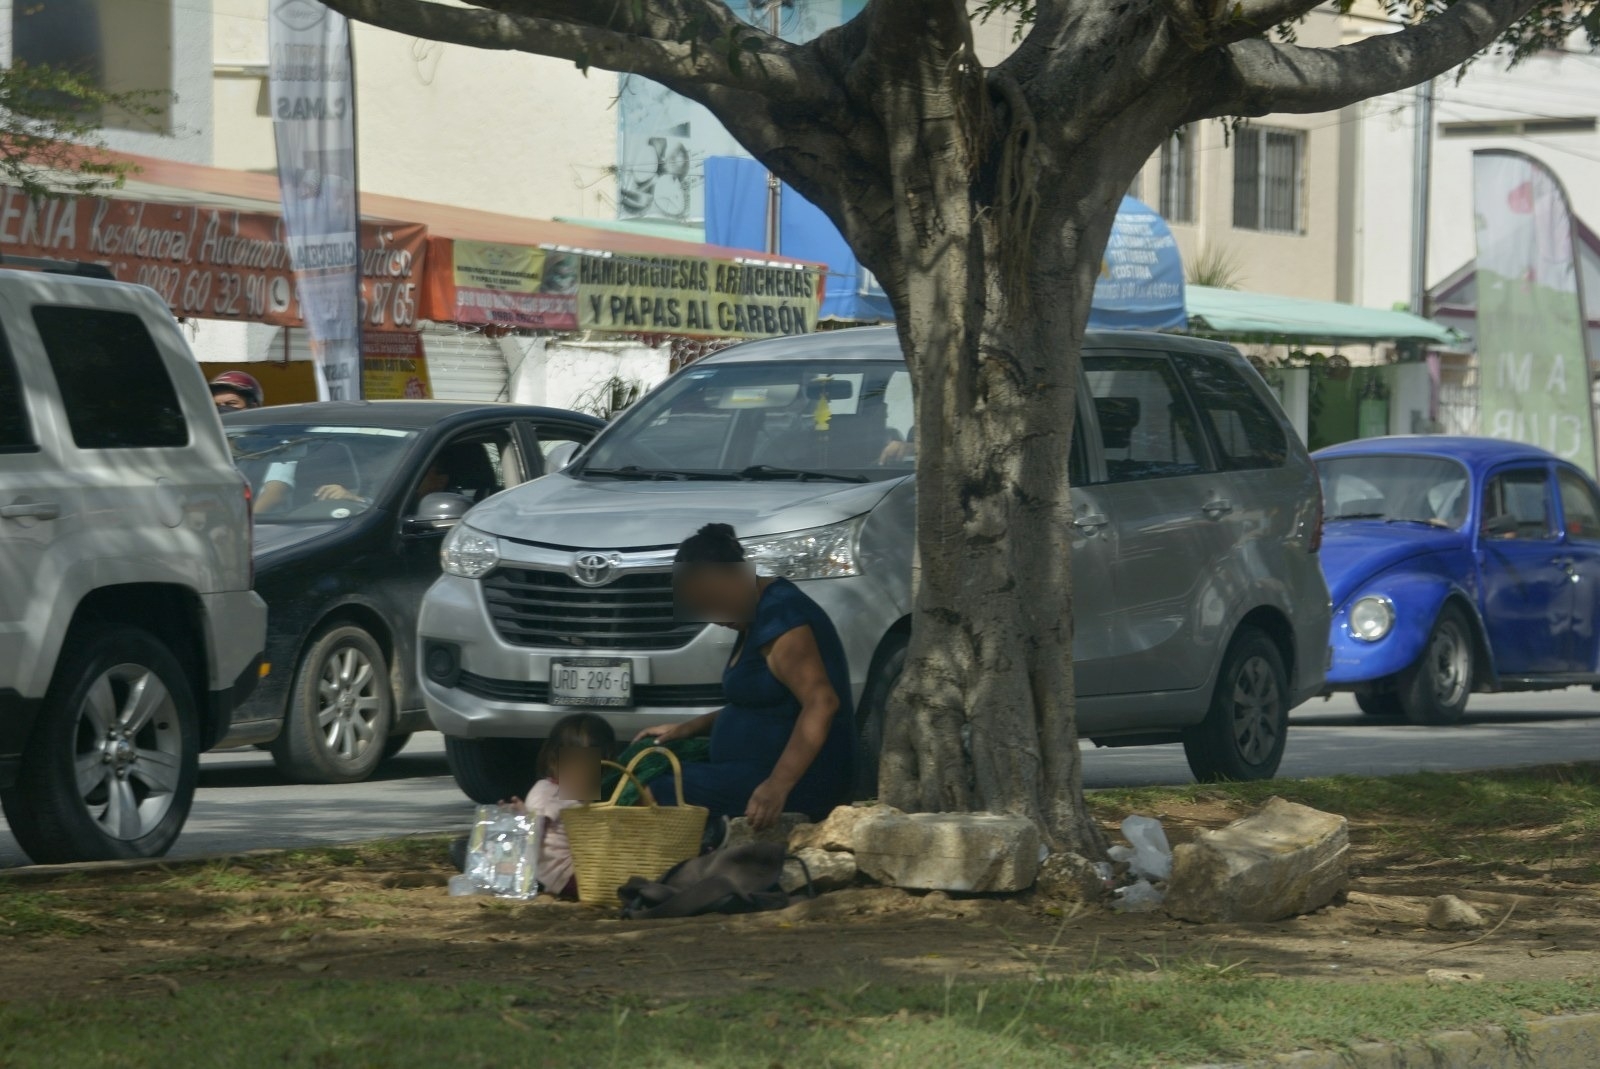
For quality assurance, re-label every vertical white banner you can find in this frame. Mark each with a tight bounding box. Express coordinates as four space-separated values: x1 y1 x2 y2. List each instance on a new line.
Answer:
1472 150 1597 475
269 0 361 400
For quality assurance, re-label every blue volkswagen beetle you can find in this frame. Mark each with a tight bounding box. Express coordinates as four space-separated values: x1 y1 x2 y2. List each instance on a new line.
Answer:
1315 435 1600 724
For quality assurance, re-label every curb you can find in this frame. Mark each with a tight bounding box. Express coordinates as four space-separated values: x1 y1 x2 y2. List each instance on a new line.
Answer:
1193 1011 1600 1068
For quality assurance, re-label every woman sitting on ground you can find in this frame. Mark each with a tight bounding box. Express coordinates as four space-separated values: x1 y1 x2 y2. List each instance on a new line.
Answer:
635 523 855 831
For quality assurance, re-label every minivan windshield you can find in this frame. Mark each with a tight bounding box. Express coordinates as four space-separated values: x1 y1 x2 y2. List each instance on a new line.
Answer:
1318 454 1470 529
576 359 915 482
228 424 419 522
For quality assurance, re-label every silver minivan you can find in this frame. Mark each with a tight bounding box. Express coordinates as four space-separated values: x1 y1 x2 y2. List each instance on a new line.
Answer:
417 327 1329 801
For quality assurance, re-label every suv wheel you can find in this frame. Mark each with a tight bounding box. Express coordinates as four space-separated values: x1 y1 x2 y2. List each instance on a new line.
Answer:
0 627 198 863
853 632 906 799
1183 627 1289 782
270 625 393 784
1397 604 1473 726
445 736 543 804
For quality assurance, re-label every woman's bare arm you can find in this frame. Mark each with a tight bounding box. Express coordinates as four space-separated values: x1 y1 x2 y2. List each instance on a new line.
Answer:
747 625 840 828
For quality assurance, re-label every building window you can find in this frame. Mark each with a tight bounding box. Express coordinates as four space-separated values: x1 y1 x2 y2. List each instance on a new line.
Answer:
11 0 172 131
1159 127 1195 224
1233 126 1303 233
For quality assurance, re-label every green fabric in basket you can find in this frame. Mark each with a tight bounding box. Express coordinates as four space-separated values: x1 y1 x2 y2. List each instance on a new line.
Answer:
601 738 711 806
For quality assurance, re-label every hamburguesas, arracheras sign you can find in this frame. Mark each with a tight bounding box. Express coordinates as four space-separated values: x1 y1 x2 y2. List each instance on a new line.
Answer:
430 238 825 340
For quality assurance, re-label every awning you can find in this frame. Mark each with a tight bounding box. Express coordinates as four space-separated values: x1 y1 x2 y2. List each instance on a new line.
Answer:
1186 285 1460 346
0 149 825 342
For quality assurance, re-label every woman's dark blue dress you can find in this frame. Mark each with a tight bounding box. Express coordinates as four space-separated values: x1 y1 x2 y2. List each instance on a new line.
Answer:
649 578 855 821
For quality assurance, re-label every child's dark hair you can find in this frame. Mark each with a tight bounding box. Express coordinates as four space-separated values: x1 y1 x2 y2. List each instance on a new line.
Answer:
674 522 745 565
534 712 618 781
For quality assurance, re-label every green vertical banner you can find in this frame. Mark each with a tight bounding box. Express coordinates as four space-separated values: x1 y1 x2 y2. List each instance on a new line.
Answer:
1472 150 1597 475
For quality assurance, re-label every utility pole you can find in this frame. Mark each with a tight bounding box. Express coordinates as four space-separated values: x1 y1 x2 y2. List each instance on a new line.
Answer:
763 0 783 254
1409 79 1435 320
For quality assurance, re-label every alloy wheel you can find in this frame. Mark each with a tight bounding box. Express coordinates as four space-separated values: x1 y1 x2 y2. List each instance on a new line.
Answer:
316 645 382 763
1229 654 1283 766
73 663 184 842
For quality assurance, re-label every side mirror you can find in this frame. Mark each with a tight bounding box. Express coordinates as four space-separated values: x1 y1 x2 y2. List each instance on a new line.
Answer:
544 441 580 472
1482 513 1519 539
405 492 472 535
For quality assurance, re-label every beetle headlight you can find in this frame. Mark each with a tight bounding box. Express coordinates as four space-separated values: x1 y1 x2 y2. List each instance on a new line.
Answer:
743 516 864 580
1349 596 1395 642
441 524 501 579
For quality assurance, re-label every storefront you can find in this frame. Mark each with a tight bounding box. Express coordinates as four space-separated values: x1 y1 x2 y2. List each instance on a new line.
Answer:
0 151 825 408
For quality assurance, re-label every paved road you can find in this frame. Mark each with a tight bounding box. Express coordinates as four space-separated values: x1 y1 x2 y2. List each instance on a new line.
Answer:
3 691 1597 870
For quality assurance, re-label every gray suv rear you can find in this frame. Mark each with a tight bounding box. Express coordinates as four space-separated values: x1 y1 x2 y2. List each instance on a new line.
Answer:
417 328 1329 801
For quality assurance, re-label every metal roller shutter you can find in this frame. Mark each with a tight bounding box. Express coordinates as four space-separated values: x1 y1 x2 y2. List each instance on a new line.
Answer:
420 325 509 402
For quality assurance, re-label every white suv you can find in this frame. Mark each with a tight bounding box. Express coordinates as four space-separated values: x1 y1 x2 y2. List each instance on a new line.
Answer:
0 260 267 864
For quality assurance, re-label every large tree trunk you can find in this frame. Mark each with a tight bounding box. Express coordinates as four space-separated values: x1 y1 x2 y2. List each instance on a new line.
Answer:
869 50 1165 855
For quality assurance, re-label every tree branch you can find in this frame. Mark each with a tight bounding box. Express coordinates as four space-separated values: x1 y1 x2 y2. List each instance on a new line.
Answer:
1214 0 1540 116
320 0 817 98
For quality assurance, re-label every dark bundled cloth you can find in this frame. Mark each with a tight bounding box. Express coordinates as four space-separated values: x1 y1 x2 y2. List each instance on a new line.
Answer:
601 738 711 805
617 841 793 919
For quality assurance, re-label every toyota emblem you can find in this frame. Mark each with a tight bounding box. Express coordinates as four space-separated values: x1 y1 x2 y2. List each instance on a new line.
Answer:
572 552 618 587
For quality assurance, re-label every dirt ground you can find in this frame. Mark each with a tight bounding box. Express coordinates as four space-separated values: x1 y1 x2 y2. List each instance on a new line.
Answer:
3 795 1598 1005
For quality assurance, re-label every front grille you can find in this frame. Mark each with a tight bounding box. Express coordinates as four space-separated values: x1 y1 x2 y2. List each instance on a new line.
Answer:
456 671 724 708
482 566 704 650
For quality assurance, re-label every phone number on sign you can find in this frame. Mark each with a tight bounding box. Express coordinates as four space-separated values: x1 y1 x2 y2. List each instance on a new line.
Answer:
132 265 419 328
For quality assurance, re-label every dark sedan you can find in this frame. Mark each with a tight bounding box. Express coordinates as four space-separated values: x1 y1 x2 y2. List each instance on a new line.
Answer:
223 401 603 783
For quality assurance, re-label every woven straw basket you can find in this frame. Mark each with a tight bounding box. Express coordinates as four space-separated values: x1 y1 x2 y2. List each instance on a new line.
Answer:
564 747 707 907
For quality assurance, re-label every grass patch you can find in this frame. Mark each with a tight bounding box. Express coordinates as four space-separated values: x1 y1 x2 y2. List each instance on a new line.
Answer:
1090 762 1600 876
0 891 94 937
0 973 1595 1069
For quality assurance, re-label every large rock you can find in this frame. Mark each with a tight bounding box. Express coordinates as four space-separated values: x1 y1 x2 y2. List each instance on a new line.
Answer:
781 848 857 894
790 804 903 853
1164 797 1348 923
1035 852 1110 906
853 812 1041 893
724 812 811 850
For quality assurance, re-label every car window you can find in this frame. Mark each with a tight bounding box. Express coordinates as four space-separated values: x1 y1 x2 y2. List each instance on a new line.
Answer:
416 428 516 511
1069 413 1087 487
1557 469 1600 542
0 325 32 453
228 424 419 522
527 421 596 476
578 359 914 480
1317 454 1469 528
1083 355 1209 482
1176 353 1287 470
33 306 187 450
1482 468 1554 541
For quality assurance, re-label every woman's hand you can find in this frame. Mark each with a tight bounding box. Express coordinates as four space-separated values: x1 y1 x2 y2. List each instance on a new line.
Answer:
745 778 791 831
633 722 686 744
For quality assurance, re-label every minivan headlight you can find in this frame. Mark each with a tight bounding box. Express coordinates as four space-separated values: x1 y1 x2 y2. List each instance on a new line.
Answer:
441 524 500 579
744 517 864 580
1349 596 1394 642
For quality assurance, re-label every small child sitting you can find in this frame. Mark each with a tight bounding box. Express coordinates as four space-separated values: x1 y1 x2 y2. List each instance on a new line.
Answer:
450 712 618 899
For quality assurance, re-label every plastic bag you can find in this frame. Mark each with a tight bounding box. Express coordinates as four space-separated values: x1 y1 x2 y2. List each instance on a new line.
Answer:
462 804 544 900
1112 879 1164 912
1119 815 1172 882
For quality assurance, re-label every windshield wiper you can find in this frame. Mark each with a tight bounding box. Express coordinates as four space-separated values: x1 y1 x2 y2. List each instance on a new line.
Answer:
1329 511 1386 521
737 464 868 484
1386 517 1451 529
581 466 733 482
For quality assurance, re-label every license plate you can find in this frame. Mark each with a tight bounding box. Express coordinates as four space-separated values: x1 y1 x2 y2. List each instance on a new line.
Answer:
549 658 634 708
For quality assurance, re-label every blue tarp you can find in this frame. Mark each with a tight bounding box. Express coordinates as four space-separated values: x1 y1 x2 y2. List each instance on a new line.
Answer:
704 156 894 322
705 159 1186 330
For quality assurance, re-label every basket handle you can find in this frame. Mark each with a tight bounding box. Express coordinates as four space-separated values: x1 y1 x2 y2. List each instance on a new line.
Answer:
598 759 657 809
622 744 689 808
